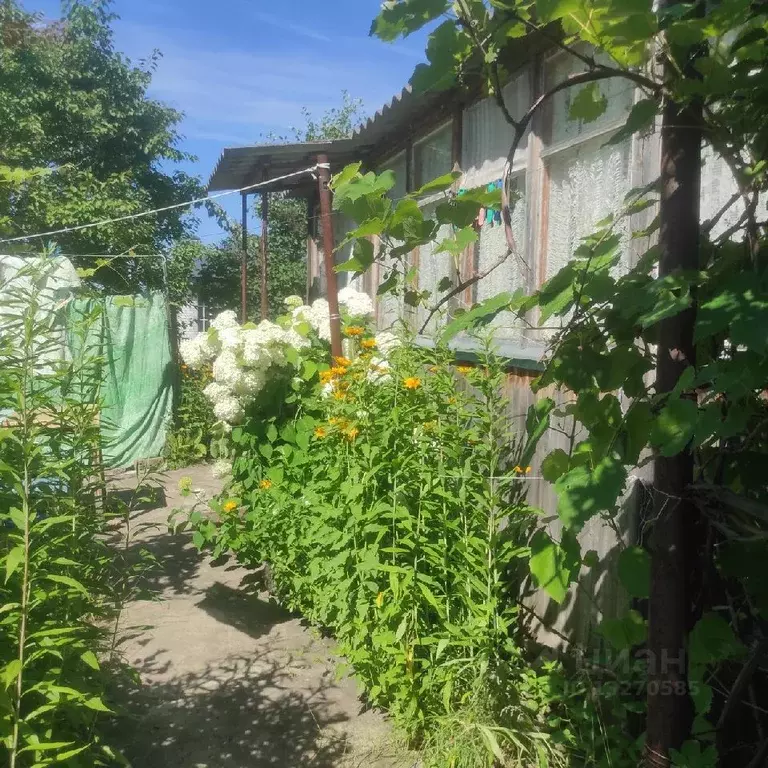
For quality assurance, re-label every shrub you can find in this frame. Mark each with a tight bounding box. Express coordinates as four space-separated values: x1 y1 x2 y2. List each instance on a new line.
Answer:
165 362 216 468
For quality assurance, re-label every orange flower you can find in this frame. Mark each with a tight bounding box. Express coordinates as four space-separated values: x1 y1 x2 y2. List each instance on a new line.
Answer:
314 426 327 439
319 370 335 385
333 356 352 367
525 466 532 474
343 426 359 441
259 479 273 490
456 365 473 375
513 466 522 474
403 377 421 390
344 326 364 337
360 338 377 350
222 500 238 513
330 365 347 377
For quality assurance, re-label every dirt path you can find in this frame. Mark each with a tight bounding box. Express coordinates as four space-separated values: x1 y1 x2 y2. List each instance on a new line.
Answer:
112 465 407 768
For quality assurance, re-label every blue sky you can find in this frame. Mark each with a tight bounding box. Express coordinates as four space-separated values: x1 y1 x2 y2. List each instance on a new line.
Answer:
31 0 427 240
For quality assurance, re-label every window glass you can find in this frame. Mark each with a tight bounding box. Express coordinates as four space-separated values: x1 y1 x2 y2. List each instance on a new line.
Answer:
414 123 452 188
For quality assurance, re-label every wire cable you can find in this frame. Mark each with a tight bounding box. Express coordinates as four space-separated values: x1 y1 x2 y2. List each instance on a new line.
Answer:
0 165 320 246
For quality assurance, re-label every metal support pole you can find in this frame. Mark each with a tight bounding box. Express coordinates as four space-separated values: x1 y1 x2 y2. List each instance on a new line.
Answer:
241 192 248 323
260 175 269 320
316 154 342 359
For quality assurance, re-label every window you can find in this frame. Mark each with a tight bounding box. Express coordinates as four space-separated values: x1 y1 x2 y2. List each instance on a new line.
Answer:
414 123 452 188
196 303 212 333
538 51 634 285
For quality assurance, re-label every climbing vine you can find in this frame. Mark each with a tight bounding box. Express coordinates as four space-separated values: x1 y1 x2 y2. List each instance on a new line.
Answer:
318 0 768 764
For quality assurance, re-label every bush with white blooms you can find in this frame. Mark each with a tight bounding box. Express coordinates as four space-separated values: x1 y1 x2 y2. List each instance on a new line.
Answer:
179 288 396 426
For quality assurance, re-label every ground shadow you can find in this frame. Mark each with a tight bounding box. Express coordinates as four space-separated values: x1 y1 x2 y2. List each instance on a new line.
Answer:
107 483 168 514
197 582 294 642
110 651 354 768
119 529 205 597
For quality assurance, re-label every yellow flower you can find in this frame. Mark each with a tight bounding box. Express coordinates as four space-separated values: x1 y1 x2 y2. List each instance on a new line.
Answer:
360 338 377 350
446 396 456 405
319 370 335 385
456 365 472 375
333 390 347 401
525 466 532 474
513 466 522 474
259 479 273 490
428 365 438 373
330 365 347 377
344 326 364 337
333 356 352 367
328 416 342 426
403 377 421 390
314 426 327 439
375 591 385 608
343 426 359 441
222 500 238 513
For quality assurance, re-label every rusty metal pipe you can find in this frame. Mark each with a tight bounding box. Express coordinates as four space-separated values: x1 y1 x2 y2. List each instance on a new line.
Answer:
316 154 342 358
240 192 248 323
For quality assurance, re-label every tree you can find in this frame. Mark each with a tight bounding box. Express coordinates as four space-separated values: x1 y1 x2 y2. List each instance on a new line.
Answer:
328 1 768 763
0 0 202 291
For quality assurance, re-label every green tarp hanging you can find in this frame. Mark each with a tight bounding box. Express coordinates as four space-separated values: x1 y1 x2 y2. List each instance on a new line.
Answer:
70 293 173 468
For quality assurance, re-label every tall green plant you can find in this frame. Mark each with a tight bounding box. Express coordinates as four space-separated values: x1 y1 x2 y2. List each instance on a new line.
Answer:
345 1 768 762
0 259 134 766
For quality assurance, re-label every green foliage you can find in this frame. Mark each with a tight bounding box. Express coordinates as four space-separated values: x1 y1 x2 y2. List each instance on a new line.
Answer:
0 0 201 290
165 363 216 468
184 331 605 755
194 200 307 321
0 259 145 765
365 0 768 760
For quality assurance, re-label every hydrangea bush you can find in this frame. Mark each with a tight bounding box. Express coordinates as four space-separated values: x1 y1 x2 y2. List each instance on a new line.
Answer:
179 288 380 428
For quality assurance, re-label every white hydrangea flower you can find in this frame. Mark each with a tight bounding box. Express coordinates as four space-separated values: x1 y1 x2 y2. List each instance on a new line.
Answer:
212 459 233 478
210 310 239 332
203 382 231 401
179 333 219 368
283 295 304 310
233 369 265 398
339 286 374 318
293 299 331 342
218 326 243 351
284 328 311 350
375 331 401 356
366 357 392 384
212 350 242 389
321 381 335 398
241 330 274 369
213 394 245 424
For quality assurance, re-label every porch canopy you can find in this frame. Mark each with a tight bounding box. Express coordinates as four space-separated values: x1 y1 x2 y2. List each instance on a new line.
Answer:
205 84 452 354
208 139 364 194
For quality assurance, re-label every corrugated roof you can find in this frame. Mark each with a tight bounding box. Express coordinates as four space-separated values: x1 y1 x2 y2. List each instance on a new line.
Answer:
207 138 367 193
207 82 443 193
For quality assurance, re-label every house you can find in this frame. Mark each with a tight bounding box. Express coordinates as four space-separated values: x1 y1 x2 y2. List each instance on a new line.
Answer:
206 42 740 644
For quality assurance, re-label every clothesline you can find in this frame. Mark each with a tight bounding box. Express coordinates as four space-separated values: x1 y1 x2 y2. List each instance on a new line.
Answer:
0 164 321 246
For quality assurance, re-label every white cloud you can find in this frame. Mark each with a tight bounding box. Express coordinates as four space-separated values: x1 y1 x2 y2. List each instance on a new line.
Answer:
115 21 414 145
250 11 332 43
